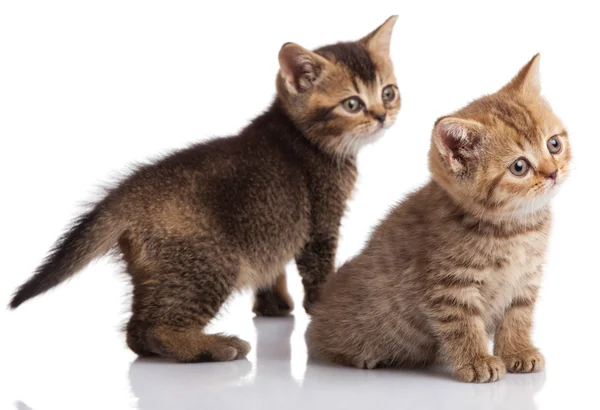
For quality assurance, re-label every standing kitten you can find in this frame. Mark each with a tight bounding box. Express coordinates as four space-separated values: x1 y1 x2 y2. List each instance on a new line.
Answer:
308 54 570 382
9 16 401 362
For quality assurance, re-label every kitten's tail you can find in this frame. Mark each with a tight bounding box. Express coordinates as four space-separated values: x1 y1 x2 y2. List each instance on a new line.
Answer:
9 196 125 309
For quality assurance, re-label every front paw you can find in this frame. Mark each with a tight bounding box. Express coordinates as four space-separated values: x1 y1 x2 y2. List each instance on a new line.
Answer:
454 356 506 383
303 283 322 315
502 348 545 373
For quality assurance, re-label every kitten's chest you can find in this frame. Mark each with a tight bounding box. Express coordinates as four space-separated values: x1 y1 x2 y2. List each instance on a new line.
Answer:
473 232 547 330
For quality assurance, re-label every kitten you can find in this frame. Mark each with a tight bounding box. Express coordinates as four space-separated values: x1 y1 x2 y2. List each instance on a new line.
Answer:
308 54 570 383
9 16 401 362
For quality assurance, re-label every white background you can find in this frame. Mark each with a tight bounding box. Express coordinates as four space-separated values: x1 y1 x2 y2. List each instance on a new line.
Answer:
1 1 598 409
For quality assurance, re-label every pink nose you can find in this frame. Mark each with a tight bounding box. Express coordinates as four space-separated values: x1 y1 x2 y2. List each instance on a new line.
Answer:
546 169 558 180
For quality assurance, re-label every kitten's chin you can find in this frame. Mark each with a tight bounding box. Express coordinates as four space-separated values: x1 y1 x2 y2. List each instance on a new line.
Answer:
355 128 388 155
366 127 388 144
506 186 560 219
334 128 388 159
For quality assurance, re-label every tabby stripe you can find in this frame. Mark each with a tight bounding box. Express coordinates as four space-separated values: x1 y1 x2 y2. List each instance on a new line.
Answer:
433 275 482 288
351 77 360 94
435 313 464 324
459 219 546 238
491 100 536 144
475 197 509 209
485 173 505 202
438 254 504 271
443 327 467 340
390 313 432 347
429 294 482 316
510 296 536 309
309 106 338 123
514 100 537 144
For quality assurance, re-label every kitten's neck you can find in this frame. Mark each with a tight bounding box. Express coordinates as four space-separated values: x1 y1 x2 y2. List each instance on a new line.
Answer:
257 99 356 167
428 179 551 229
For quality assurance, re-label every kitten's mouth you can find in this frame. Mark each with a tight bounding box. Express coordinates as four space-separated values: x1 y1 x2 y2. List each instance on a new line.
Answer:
368 127 387 140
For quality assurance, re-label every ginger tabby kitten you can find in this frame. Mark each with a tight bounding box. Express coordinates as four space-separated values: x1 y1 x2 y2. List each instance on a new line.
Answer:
308 54 570 383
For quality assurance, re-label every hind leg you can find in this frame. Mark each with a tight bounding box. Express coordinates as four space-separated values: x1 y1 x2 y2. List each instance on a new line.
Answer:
253 271 294 317
125 237 250 362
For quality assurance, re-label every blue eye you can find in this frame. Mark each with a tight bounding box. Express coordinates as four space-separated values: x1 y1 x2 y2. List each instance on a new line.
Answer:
509 158 530 177
342 97 364 113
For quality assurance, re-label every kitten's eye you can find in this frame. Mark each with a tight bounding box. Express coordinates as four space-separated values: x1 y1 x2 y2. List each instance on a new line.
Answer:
382 85 396 102
547 136 562 154
509 158 530 177
342 97 364 113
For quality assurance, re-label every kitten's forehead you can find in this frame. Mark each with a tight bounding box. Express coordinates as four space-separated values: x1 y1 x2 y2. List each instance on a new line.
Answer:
460 91 564 151
312 42 395 103
316 42 378 84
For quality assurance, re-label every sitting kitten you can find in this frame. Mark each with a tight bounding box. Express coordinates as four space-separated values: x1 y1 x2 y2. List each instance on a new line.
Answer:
308 54 570 383
10 16 401 362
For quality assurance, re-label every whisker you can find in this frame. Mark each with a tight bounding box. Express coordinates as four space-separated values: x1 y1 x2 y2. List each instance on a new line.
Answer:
509 196 525 225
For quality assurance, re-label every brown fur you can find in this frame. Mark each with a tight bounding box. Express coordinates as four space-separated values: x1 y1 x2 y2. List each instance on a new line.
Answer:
9 17 401 363
253 273 294 317
308 54 570 382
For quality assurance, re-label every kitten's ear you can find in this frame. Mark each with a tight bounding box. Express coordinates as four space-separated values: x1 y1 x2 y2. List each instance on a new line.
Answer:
278 43 330 94
503 53 541 96
433 117 485 173
360 15 398 58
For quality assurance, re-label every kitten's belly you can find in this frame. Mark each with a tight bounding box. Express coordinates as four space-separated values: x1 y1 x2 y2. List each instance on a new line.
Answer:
236 257 291 290
235 235 305 290
233 208 310 290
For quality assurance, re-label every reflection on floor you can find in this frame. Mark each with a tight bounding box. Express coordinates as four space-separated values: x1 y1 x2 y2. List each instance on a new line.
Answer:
128 316 545 410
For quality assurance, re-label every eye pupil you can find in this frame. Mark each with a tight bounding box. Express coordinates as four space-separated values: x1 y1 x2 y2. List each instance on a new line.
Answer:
547 136 562 153
382 85 395 102
510 158 529 176
342 97 363 113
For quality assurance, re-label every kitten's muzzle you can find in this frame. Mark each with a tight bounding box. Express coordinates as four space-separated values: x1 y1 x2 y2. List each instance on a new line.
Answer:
545 168 558 181
374 112 387 123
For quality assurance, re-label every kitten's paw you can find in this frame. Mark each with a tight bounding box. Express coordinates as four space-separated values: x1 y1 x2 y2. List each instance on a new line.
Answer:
455 356 506 383
303 283 321 315
253 288 294 317
502 348 545 373
352 358 378 370
188 335 251 363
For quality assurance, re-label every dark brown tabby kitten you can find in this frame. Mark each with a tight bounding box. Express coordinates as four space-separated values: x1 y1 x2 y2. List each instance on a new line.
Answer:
10 16 400 362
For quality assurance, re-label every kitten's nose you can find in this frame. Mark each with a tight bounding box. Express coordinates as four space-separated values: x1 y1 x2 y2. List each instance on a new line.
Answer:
546 169 558 180
374 112 386 123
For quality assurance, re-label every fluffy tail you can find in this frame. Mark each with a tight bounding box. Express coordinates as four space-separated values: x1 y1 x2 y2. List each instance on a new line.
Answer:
9 198 124 309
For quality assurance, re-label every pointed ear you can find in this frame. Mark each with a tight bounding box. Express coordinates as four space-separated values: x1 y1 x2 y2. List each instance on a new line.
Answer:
503 53 541 96
360 15 398 57
433 117 485 173
278 43 330 94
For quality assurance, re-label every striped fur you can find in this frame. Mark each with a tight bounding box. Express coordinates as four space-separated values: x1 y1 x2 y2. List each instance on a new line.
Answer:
10 17 400 363
308 55 570 383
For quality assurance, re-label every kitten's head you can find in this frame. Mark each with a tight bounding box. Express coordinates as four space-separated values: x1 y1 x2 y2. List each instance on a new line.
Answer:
276 16 400 159
429 54 571 220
